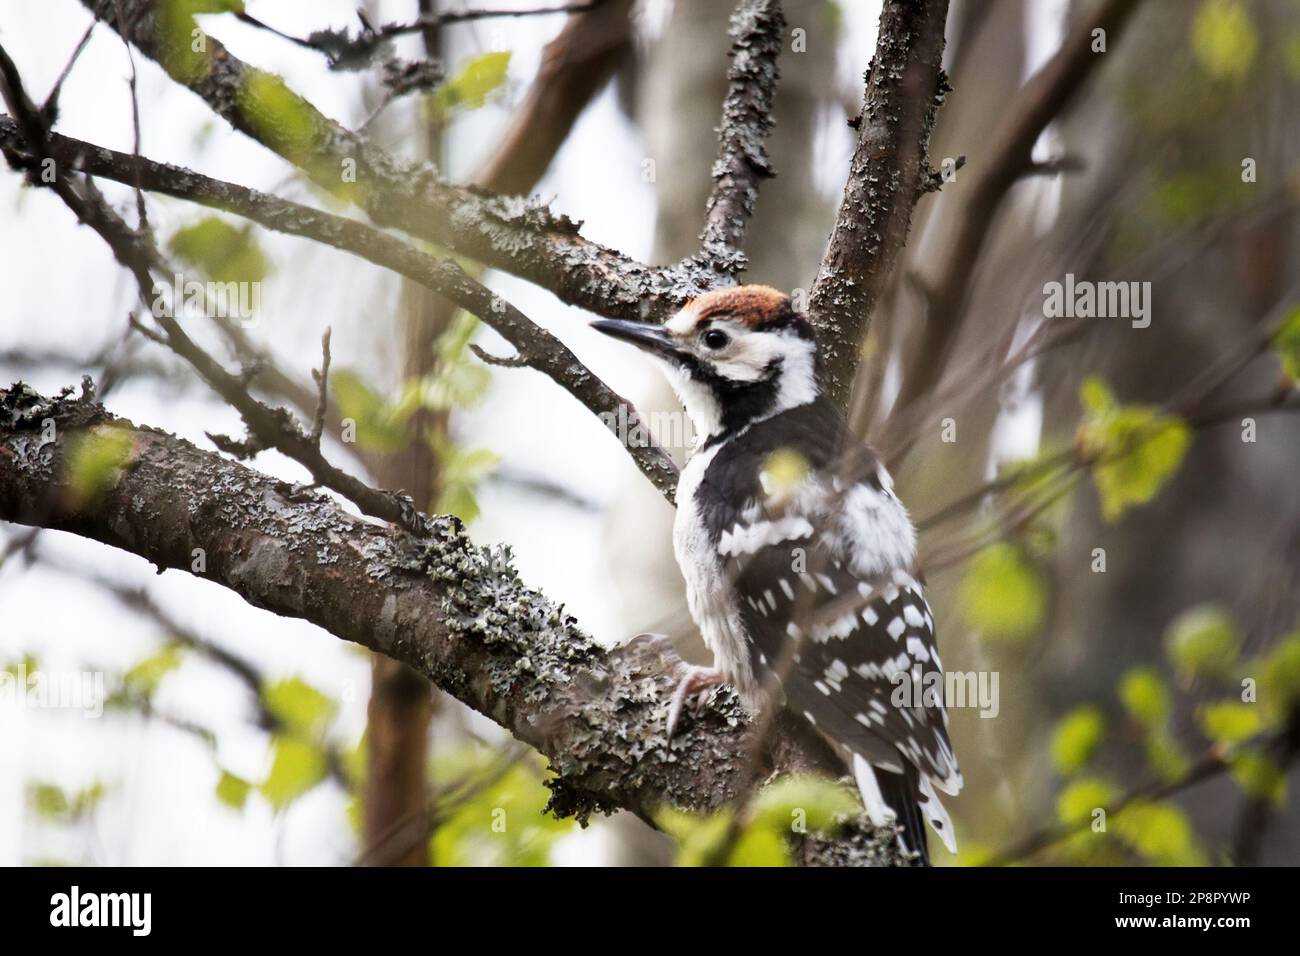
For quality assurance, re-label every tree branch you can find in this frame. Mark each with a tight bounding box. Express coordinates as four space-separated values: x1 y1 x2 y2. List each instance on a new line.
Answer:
472 0 633 195
892 0 1141 418
0 382 907 865
78 0 714 322
698 0 785 266
0 117 679 498
807 0 951 408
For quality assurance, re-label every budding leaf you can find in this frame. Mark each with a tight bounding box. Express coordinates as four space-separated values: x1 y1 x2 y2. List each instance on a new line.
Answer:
1076 377 1191 522
957 543 1047 643
1051 706 1105 775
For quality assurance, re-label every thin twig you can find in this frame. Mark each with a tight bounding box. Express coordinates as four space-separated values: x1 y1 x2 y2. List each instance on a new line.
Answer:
0 117 679 498
310 328 332 446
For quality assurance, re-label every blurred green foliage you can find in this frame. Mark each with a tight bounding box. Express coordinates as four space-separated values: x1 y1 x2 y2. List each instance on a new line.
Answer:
1118 667 1172 728
1272 307 1300 384
263 675 336 739
957 542 1047 644
428 746 572 866
426 52 512 123
1165 605 1243 682
330 369 413 455
123 643 184 696
168 217 270 285
261 736 327 811
1191 0 1259 81
64 425 135 508
657 776 858 867
1043 602 1299 866
215 770 253 811
1076 377 1191 522
1051 706 1105 775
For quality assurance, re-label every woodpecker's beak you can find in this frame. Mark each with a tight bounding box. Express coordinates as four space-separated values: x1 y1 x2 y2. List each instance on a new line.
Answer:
589 319 684 361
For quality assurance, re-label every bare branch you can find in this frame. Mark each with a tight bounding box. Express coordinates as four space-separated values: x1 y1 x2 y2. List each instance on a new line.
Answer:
310 328 331 447
473 0 633 195
892 0 1141 417
807 0 951 408
238 2 607 70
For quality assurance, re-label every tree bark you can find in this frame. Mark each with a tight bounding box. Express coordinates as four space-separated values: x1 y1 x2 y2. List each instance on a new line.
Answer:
0 381 908 866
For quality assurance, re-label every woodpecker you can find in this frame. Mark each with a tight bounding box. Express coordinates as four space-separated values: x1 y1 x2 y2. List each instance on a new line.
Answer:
591 285 961 862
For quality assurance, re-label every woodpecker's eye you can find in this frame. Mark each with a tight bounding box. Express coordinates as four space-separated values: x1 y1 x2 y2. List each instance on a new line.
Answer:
701 328 730 350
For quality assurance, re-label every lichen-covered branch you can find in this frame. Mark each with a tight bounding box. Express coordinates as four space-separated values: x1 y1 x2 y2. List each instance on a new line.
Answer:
808 0 950 408
79 0 713 322
698 0 785 267
0 383 907 866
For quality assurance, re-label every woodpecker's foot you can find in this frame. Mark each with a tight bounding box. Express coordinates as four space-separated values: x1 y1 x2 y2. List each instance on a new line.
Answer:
665 665 725 742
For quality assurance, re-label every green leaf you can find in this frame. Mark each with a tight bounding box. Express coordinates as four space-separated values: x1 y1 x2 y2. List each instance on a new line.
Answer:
1079 375 1115 415
1144 729 1192 783
124 644 184 695
331 369 411 454
28 782 70 819
1115 800 1206 865
433 51 512 116
749 775 858 835
1191 0 1258 81
655 808 733 868
1056 777 1114 825
180 0 245 11
260 736 327 810
1258 632 1300 718
168 217 269 285
423 311 491 411
215 770 252 810
64 425 135 507
1164 605 1242 680
430 436 500 524
427 745 571 866
27 781 105 821
262 676 335 738
1051 706 1105 775
1230 750 1287 805
1197 700 1262 747
727 826 792 867
1076 378 1192 522
2 653 39 678
1271 307 1300 384
1119 667 1172 727
956 543 1047 643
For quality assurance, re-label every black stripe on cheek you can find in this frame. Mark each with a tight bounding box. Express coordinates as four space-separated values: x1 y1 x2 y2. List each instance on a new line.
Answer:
693 357 783 445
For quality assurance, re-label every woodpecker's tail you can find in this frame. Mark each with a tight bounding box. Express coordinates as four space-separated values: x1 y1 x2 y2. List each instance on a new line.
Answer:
851 755 939 865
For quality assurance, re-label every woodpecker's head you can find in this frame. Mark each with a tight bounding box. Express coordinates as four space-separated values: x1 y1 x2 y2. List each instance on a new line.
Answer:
591 285 819 442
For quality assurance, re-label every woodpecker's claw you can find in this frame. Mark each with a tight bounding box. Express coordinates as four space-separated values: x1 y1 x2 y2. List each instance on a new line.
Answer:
665 665 725 743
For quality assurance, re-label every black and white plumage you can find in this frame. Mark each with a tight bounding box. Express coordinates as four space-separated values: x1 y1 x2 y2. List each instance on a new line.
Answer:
591 285 961 862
